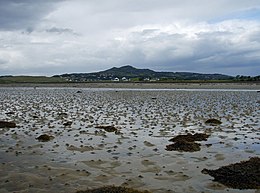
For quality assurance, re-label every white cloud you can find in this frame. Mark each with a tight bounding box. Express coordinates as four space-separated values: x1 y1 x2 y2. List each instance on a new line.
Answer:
0 0 260 76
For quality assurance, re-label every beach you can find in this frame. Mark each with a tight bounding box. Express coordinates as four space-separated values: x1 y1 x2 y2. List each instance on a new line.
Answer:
0 85 259 193
0 82 260 90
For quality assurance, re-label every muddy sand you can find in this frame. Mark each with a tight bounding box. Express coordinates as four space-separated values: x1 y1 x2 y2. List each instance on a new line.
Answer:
0 87 259 193
0 82 260 90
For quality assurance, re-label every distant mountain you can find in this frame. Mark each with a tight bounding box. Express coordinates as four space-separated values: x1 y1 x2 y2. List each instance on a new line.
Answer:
54 65 234 81
99 65 156 77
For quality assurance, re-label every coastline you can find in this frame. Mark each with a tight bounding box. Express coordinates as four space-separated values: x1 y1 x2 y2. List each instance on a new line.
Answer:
0 82 260 90
0 88 259 193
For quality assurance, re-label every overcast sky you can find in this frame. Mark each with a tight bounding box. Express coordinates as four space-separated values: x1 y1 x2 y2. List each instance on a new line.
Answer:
0 0 259 76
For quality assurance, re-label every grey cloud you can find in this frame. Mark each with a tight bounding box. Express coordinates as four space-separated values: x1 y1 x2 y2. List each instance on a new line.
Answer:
46 27 72 33
0 58 8 65
115 24 260 75
0 0 64 30
0 0 259 76
249 30 260 43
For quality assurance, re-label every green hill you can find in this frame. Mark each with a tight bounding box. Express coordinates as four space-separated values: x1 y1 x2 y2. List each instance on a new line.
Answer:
56 65 234 82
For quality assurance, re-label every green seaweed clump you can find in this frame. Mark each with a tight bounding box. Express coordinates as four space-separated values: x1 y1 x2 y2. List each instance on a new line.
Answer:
202 157 260 189
0 120 16 128
76 186 151 193
169 133 209 142
36 134 54 142
166 141 201 152
205 119 222 126
96 125 118 132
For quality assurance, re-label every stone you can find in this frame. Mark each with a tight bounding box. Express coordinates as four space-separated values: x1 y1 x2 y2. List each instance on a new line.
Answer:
63 121 73 126
36 134 54 142
0 121 16 128
76 186 151 193
166 141 201 152
205 119 222 126
96 125 118 132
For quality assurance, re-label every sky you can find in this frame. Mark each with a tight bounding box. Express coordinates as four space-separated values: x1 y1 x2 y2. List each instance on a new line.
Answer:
0 0 260 76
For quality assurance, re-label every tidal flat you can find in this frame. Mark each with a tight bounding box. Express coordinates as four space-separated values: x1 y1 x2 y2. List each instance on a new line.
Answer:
0 87 259 193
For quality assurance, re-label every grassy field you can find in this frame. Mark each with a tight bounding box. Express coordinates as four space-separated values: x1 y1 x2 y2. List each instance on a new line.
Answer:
0 76 66 84
0 75 259 85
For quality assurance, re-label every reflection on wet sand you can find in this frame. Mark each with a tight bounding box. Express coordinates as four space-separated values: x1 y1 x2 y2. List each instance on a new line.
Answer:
0 87 259 193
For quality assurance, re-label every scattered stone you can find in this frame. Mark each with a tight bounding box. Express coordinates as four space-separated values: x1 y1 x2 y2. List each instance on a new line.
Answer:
169 133 209 142
58 112 68 117
5 112 15 115
205 119 222 126
36 134 54 142
166 141 201 152
76 186 151 193
96 125 118 132
67 145 96 152
63 121 73 126
144 141 155 147
202 157 260 189
0 120 16 128
205 144 212 147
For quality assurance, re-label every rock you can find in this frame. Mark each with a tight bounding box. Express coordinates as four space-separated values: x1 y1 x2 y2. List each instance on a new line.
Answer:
76 90 82 93
144 141 155 147
67 145 96 152
5 112 15 115
0 121 16 128
202 157 260 189
96 125 117 132
169 133 209 142
63 121 73 126
36 134 54 142
58 112 68 118
205 119 222 126
167 133 210 152
166 141 201 152
76 186 151 193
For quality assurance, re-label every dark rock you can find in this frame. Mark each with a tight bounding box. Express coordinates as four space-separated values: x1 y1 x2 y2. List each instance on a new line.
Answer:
96 125 118 132
5 112 15 115
202 157 260 189
63 121 73 126
205 119 222 126
36 134 54 142
76 90 82 93
166 141 201 152
76 186 151 193
169 133 209 142
0 121 16 128
58 112 68 118
205 144 212 147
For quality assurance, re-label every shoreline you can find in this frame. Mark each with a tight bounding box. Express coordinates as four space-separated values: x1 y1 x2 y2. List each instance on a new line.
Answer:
0 82 260 90
0 86 259 193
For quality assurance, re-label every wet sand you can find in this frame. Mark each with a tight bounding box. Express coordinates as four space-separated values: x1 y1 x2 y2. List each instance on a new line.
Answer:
0 82 260 90
0 86 259 193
